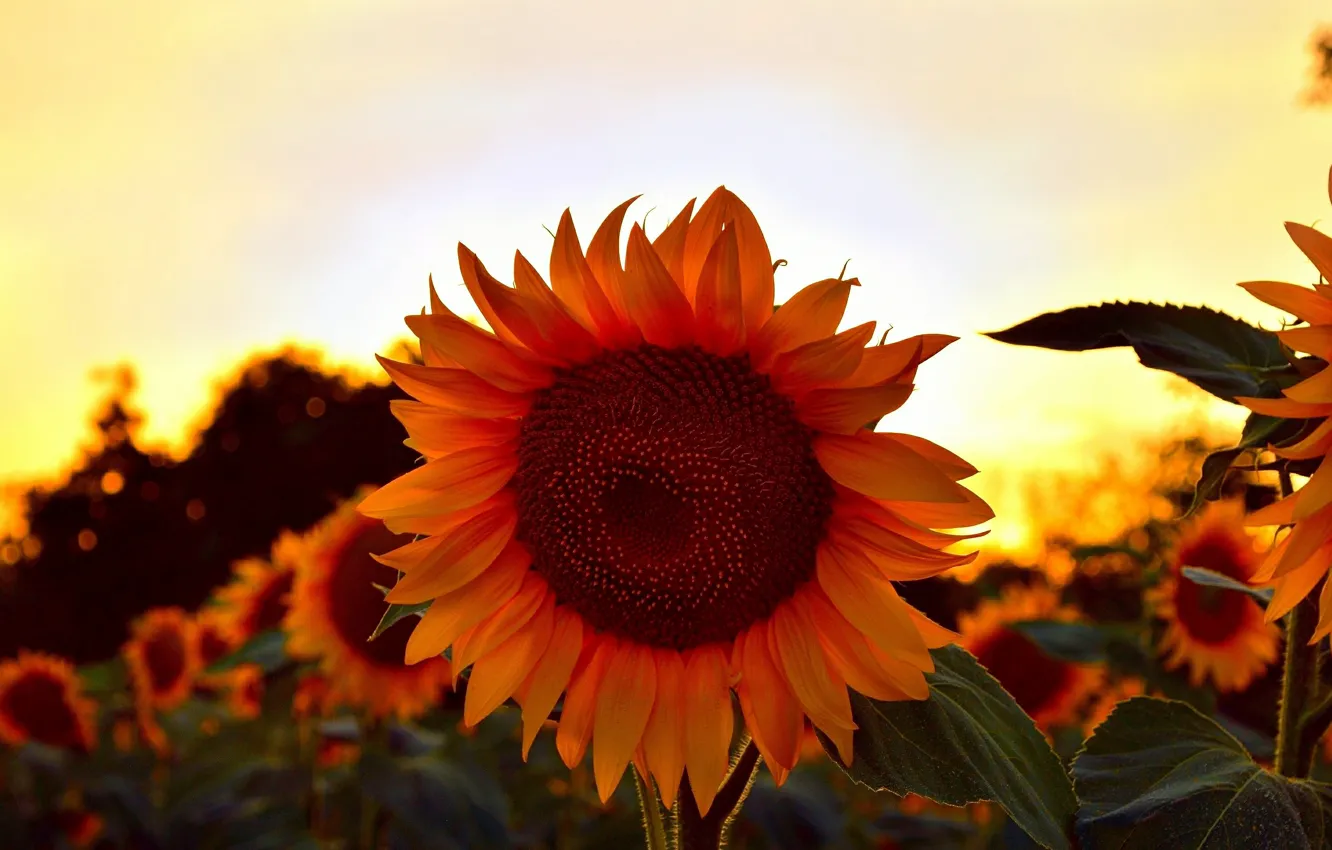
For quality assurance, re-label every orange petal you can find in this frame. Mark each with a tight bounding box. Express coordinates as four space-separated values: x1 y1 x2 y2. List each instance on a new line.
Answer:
463 593 555 727
693 225 746 356
816 542 932 671
390 401 522 459
592 642 657 802
404 313 551 392
511 251 603 362
1274 417 1332 460
585 196 641 324
518 607 584 758
882 434 978 480
834 488 988 547
358 443 518 520
641 650 686 809
383 505 517 605
371 497 507 569
1239 280 1332 325
1266 553 1329 622
1294 457 1332 520
770 322 876 395
402 541 531 665
814 432 969 504
376 356 531 418
456 243 527 349
1246 492 1300 527
651 199 696 288
796 384 914 435
771 598 857 744
1283 365 1332 404
451 573 550 674
905 604 960 648
806 589 926 701
622 223 696 348
1286 222 1332 282
841 335 958 388
749 278 858 370
734 622 804 771
830 515 976 580
682 645 733 817
549 209 631 345
882 487 994 528
682 188 775 334
1277 325 1332 359
1272 501 1332 579
1235 396 1332 418
1311 571 1332 644
557 637 613 769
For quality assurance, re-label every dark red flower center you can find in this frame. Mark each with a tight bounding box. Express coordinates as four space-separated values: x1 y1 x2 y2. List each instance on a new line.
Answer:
972 627 1074 718
515 345 834 650
143 629 187 694
1 672 85 750
246 571 294 636
198 626 233 666
1173 530 1254 645
328 519 416 666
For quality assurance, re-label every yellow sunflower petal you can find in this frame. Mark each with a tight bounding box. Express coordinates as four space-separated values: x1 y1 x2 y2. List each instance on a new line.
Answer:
693 225 746 356
358 444 517 521
651 199 696 286
518 606 584 758
556 637 612 769
621 224 696 348
376 357 532 418
682 645 733 817
682 188 775 333
881 487 995 529
1277 325 1332 359
796 384 914 435
840 334 958 388
905 604 960 648
1246 493 1300 528
404 313 550 393
1284 366 1332 404
1239 280 1332 324
383 505 517 604
771 597 857 740
456 243 528 349
1310 575 1332 644
585 196 641 324
402 541 530 665
770 321 876 395
1294 458 1332 521
1286 222 1332 282
816 542 932 671
734 621 804 771
641 650 686 810
451 573 550 674
1273 502 1332 579
463 592 555 727
512 251 604 362
1266 553 1329 622
390 401 521 459
806 589 925 701
592 642 657 802
549 208 626 343
1276 417 1332 461
814 432 969 504
749 278 858 369
884 433 978 481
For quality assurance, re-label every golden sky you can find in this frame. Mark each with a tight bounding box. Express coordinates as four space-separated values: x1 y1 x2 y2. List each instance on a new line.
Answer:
2 1 1330 552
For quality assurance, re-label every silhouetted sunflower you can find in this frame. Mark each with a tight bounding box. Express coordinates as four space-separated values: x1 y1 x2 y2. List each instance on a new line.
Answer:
958 585 1101 730
0 652 96 752
1147 500 1278 692
123 607 199 712
359 187 990 811
281 498 451 720
214 558 294 643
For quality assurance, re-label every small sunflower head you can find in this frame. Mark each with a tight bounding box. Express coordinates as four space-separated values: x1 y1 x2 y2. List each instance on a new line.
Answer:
0 652 97 753
123 607 200 712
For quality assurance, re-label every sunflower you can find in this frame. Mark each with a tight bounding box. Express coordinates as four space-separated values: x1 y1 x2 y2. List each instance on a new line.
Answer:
1146 500 1278 692
281 498 452 720
214 557 294 643
358 187 991 813
195 607 240 669
0 652 96 752
1235 184 1332 638
958 584 1101 731
123 607 200 712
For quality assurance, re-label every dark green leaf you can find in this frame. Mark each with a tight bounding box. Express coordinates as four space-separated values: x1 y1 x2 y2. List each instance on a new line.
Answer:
371 600 430 641
1010 620 1114 663
820 645 1076 850
1074 697 1332 848
1187 412 1312 514
1069 544 1149 563
78 658 127 696
206 629 288 674
1187 448 1246 515
1180 567 1273 607
986 302 1290 403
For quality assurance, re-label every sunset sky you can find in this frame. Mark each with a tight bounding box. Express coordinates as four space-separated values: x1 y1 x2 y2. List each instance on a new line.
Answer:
3 0 1330 551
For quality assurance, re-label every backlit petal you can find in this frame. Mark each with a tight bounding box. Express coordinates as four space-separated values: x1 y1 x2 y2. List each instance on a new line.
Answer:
585 196 641 324
404 313 550 392
841 335 958 388
749 278 857 370
464 594 555 727
651 199 696 287
1286 222 1332 282
402 541 530 665
815 432 969 504
682 645 733 817
734 622 803 771
557 637 612 769
796 384 913 434
641 650 686 809
693 226 746 355
770 322 876 395
390 401 522 459
771 598 857 746
518 607 583 759
451 573 550 674
592 642 656 802
376 356 531 418
384 504 517 604
358 443 518 520
622 224 695 347
816 542 932 670
1239 280 1332 325
549 209 629 344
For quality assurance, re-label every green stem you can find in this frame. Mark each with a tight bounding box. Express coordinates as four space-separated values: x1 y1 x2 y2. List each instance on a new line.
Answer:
1274 467 1324 778
634 770 669 850
675 739 761 850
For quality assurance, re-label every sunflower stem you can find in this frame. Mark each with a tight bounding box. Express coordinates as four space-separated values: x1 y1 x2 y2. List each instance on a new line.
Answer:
675 738 760 850
634 770 669 850
1275 465 1323 778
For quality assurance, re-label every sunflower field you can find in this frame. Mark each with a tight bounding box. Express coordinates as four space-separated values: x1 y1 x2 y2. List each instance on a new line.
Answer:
9 162 1332 848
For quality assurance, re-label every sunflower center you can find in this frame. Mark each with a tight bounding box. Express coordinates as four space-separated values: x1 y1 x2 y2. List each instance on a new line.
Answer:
515 344 835 650
2 673 83 749
972 627 1073 717
247 572 294 636
329 519 417 667
1174 532 1254 644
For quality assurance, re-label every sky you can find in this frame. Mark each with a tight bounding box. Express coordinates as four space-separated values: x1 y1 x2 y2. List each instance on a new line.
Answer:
2 0 1330 553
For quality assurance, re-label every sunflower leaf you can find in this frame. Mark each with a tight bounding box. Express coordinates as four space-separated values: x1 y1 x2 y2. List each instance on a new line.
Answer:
1009 620 1114 663
371 601 430 641
205 629 289 674
819 645 1076 850
1073 697 1332 848
1180 566 1274 607
985 302 1291 403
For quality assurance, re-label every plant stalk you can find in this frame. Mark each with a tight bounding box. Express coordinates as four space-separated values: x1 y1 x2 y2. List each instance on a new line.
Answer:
634 770 669 850
675 739 761 850
1274 467 1325 777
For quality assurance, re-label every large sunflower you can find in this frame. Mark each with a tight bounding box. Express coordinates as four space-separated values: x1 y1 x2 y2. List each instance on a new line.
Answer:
0 652 97 752
281 498 452 720
123 607 200 712
1146 500 1278 691
958 584 1102 731
359 188 991 812
1236 184 1332 638
214 557 294 643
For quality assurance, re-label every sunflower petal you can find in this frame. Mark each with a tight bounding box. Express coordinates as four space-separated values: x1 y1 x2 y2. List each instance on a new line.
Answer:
463 593 555 727
882 487 994 528
402 541 531 665
557 637 613 769
1235 396 1332 418
511 251 603 362
770 322 876 395
358 444 518 520
694 226 746 355
1284 366 1332 404
451 573 550 674
1266 553 1329 622
796 384 914 434
622 224 695 348
378 356 532 418
1286 222 1332 282
1240 280 1332 325
1311 573 1332 644
806 589 924 701
383 505 517 604
592 642 657 802
882 433 978 480
652 199 696 287
841 335 958 388
682 188 774 333
1273 501 1332 579
518 607 583 758
390 401 523 459
682 645 733 817
586 196 641 324
549 209 630 344
905 604 960 648
641 650 686 809
750 278 858 369
734 622 804 771
815 432 969 504
830 515 977 580
404 313 551 392
456 243 527 349
816 542 932 671
771 597 857 739
1277 325 1332 359
1247 492 1300 527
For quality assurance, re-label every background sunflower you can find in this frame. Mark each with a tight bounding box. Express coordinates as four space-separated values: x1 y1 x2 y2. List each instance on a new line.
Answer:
0 651 96 753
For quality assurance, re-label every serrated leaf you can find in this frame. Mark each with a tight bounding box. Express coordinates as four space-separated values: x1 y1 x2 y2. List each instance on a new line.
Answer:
370 600 430 641
1010 620 1115 663
986 302 1291 402
1074 697 1332 848
1180 566 1274 607
206 629 289 674
819 645 1076 850
1187 412 1312 515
